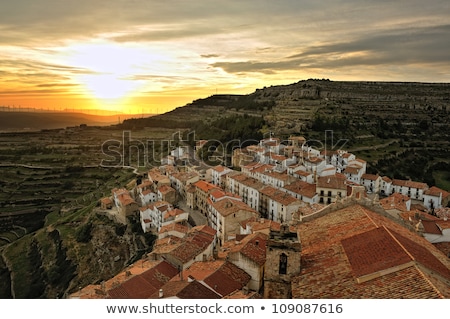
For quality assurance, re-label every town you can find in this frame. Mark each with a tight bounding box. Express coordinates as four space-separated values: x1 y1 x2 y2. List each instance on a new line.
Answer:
70 134 450 299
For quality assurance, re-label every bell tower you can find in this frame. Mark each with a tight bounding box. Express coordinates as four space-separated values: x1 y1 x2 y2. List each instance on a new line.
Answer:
263 224 301 298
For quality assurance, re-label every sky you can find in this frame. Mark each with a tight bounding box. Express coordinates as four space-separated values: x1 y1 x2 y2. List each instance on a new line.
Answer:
0 0 449 114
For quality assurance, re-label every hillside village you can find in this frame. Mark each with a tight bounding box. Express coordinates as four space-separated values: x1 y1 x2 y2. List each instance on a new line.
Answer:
70 135 450 299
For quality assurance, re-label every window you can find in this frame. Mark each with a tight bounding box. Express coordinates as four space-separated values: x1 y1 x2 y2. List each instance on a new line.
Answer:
279 253 288 274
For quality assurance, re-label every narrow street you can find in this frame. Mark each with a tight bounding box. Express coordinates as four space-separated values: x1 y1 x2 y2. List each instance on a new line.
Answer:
176 200 207 226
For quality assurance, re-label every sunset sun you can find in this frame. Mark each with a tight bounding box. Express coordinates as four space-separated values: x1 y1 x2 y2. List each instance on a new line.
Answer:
68 41 148 104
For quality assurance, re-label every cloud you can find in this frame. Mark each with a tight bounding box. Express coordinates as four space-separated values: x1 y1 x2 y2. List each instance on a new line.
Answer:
211 23 450 75
1 0 449 105
201 54 220 58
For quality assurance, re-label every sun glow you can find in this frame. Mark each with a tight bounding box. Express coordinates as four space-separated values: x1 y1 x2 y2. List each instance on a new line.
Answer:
67 41 150 104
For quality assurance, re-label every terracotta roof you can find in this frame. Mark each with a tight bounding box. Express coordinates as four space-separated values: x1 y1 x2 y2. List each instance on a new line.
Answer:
292 203 450 298
222 233 267 266
118 194 136 206
141 189 154 196
283 180 316 198
172 171 199 183
260 185 302 206
342 227 416 280
392 179 428 189
213 165 227 173
230 173 265 190
137 180 153 189
163 208 185 219
398 211 439 226
164 226 216 264
158 184 175 194
209 189 240 201
203 261 251 296
421 220 442 235
361 174 380 181
177 260 251 297
252 164 276 174
150 280 221 299
191 224 217 237
344 166 361 175
240 216 281 233
294 170 312 177
380 193 411 212
211 198 257 217
269 153 287 161
158 223 189 235
425 186 450 198
317 174 347 190
382 176 392 183
107 260 179 299
194 180 220 193
342 153 353 158
100 197 112 204
148 171 170 182
262 169 291 181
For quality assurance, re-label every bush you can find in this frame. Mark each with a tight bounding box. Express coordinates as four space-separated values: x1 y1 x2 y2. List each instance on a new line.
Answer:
75 222 92 243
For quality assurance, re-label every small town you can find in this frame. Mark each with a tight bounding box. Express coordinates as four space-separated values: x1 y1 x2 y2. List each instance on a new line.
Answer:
70 135 450 299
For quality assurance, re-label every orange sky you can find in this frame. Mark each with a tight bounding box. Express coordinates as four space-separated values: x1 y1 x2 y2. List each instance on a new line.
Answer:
1 1 449 114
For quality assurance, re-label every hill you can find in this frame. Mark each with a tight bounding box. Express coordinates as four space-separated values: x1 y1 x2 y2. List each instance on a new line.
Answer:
119 79 450 186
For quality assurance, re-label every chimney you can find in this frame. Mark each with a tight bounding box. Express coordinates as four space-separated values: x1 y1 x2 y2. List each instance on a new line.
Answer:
242 286 249 295
159 289 164 298
202 254 207 262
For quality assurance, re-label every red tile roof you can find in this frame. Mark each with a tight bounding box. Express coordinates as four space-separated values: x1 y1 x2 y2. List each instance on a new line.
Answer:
240 216 281 233
260 185 302 206
203 261 251 296
292 203 450 298
361 174 380 181
158 184 175 194
162 225 216 264
211 198 257 217
317 173 347 190
380 193 411 212
226 233 267 266
392 179 428 189
344 165 361 175
194 180 220 193
172 260 251 297
342 227 415 280
158 223 189 235
150 280 221 299
283 180 316 198
107 260 179 299
425 186 450 198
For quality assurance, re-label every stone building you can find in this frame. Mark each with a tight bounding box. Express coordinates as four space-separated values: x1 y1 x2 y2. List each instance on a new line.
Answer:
263 224 301 299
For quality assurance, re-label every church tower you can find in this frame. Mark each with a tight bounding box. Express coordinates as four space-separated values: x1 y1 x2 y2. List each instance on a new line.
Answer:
263 224 301 298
